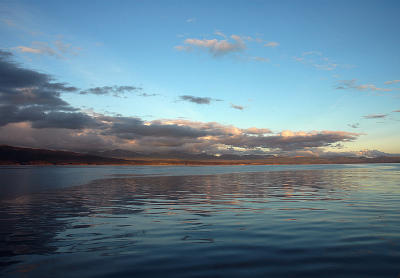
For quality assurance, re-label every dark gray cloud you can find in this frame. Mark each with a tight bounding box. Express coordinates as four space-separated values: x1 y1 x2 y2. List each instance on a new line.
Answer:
363 114 387 119
80 86 142 97
179 95 221 104
0 50 76 111
31 112 99 129
0 105 98 129
0 51 93 129
348 123 359 128
230 103 244 110
102 117 209 139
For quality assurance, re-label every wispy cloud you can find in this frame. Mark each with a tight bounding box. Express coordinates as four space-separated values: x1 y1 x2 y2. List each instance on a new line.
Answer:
1 17 41 36
214 30 227 38
363 114 387 119
264 41 279 47
230 103 244 110
294 51 338 71
14 40 81 58
1 18 17 27
186 18 196 23
175 34 246 57
348 123 360 128
249 56 270 63
384 80 400 85
336 79 392 92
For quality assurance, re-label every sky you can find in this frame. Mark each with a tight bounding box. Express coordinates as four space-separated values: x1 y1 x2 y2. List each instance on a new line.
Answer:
0 0 399 156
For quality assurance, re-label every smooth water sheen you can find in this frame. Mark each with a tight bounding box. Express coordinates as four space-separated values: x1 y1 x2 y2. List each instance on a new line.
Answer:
0 164 399 277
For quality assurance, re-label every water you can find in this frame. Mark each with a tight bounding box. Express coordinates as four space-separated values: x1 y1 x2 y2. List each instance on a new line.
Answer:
0 164 399 277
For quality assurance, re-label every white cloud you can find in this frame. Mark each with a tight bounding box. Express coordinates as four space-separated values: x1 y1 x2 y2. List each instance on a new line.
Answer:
175 34 246 56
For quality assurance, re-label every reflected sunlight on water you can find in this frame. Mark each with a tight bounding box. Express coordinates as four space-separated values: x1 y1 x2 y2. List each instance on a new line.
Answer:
1 164 400 277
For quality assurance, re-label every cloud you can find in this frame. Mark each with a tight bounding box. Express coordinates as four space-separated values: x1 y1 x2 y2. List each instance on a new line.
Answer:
249 56 270 63
230 103 244 110
264 41 279 47
0 50 77 110
14 40 81 58
336 79 392 92
384 80 400 85
174 45 192 52
363 114 387 119
186 18 196 23
348 123 360 128
80 86 142 97
214 31 227 38
0 50 363 155
1 18 16 27
138 93 158 97
179 95 221 104
294 51 338 71
0 50 96 129
243 127 271 134
176 34 246 56
393 110 400 113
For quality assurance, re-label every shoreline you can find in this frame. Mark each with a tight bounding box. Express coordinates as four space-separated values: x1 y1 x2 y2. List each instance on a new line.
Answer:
1 160 400 166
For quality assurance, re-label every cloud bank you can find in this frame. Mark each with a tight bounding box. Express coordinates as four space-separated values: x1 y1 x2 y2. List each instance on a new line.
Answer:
0 50 362 155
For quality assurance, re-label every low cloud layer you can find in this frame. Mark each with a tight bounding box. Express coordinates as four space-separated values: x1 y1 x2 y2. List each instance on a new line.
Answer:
0 50 362 155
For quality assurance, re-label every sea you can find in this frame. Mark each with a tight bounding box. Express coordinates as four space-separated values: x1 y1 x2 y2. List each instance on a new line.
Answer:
0 164 399 277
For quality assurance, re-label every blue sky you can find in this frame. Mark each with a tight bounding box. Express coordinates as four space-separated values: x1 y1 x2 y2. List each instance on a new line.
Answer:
0 0 399 155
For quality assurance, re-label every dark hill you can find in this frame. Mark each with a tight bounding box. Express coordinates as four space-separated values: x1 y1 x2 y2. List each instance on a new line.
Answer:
0 145 129 165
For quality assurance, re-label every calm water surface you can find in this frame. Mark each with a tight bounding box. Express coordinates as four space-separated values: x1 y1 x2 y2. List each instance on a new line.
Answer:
0 164 399 277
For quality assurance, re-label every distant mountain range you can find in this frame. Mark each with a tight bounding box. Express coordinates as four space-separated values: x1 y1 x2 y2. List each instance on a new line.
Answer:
1 145 400 165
